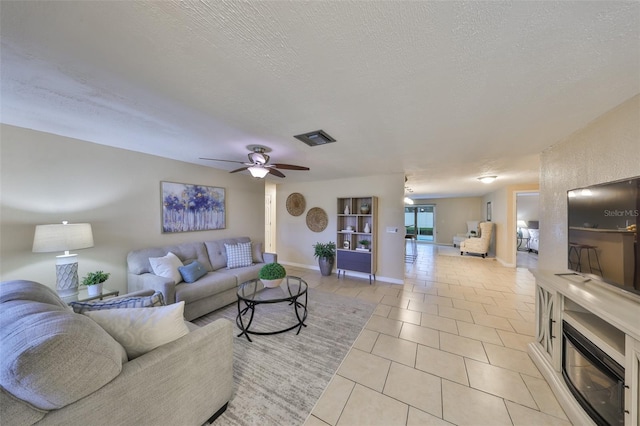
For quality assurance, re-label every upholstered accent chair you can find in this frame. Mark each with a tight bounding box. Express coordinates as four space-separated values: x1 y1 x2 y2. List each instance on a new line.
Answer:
452 220 480 247
460 222 494 258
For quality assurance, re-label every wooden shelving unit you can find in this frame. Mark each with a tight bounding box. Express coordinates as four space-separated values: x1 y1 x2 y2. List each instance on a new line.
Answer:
336 196 377 283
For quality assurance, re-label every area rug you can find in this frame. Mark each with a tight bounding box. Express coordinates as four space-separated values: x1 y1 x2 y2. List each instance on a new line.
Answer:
193 288 376 426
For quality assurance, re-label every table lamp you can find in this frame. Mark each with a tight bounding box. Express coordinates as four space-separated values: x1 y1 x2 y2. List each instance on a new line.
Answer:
32 221 94 297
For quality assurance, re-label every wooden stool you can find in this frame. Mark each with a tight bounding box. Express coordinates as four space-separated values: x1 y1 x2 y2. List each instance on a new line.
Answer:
568 242 603 276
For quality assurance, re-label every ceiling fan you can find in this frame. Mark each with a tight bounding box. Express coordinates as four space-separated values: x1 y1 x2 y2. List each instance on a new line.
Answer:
200 145 309 178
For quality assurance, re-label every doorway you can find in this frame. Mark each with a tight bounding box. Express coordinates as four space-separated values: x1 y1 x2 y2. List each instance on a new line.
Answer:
405 205 435 242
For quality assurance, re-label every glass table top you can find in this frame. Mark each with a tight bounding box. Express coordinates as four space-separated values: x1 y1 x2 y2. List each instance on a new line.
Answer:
237 276 308 303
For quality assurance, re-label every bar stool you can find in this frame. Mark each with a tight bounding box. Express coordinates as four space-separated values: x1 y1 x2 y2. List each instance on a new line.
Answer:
568 242 603 276
405 234 417 263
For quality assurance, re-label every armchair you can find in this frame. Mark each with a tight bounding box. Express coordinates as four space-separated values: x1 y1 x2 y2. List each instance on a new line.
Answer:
452 221 480 247
460 222 494 258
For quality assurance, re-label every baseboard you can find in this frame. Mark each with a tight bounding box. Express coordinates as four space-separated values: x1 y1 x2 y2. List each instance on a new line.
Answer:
496 257 515 268
278 261 404 285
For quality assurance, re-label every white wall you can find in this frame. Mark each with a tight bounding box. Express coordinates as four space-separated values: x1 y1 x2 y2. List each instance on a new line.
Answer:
539 94 640 271
517 193 539 224
410 197 483 244
275 174 406 283
0 125 267 294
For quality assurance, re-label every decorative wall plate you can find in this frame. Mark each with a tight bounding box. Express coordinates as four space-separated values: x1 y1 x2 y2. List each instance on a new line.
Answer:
306 207 328 232
286 193 306 216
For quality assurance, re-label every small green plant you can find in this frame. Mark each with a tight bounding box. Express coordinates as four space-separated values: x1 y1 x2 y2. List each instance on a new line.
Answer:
81 270 110 286
313 241 336 259
358 239 370 247
258 263 286 280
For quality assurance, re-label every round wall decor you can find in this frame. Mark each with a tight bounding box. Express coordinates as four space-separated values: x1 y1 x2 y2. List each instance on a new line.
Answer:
306 207 328 232
286 192 306 216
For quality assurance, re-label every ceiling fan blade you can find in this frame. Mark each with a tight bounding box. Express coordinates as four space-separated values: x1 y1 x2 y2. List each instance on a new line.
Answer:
268 168 286 178
200 157 247 165
229 166 250 173
272 163 310 171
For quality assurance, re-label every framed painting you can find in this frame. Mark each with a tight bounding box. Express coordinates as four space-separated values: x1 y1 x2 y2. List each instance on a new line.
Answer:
161 181 226 233
486 201 492 222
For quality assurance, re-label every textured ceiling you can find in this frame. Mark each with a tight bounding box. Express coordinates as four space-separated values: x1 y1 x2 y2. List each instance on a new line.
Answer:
1 1 638 198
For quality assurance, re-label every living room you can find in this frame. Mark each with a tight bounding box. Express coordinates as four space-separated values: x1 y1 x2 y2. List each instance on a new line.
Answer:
1 2 640 425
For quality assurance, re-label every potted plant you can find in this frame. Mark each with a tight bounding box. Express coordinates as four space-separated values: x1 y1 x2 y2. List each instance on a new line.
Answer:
358 239 370 250
81 270 110 297
313 241 336 276
258 262 286 288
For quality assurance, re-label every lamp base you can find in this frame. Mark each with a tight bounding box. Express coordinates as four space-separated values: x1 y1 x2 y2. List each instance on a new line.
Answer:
56 254 79 297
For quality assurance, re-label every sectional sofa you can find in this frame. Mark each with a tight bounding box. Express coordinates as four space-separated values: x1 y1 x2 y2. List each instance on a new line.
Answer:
0 280 233 426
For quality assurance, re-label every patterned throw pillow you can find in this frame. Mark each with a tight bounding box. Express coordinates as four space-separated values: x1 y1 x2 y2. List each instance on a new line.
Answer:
225 242 253 269
70 291 165 314
178 260 207 283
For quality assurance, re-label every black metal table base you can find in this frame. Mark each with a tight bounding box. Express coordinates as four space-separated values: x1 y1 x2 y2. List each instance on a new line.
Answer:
236 292 308 342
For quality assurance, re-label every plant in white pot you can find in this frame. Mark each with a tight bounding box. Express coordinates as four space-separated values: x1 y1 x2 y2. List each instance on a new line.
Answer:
258 262 286 288
313 241 336 276
358 239 371 251
81 270 110 297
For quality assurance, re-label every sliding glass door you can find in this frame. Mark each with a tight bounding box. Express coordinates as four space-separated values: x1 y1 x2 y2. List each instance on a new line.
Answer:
404 205 435 242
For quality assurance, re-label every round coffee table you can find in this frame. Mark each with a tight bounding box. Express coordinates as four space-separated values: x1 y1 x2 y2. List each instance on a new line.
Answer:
236 276 308 342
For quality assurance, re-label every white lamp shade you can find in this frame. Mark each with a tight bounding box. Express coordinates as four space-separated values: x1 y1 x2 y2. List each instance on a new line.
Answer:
33 223 94 253
248 166 270 178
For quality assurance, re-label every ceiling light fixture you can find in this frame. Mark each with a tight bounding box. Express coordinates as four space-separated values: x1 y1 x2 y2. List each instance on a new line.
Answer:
248 165 269 178
404 197 414 205
478 176 497 184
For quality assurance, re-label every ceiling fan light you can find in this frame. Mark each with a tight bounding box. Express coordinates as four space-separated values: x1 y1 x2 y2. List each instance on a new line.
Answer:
478 176 497 184
248 166 269 178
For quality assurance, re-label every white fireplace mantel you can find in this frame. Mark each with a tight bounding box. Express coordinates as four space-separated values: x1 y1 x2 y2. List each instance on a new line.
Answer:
529 270 640 426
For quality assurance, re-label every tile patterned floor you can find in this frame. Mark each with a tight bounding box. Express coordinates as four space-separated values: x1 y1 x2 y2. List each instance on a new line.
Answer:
293 243 570 426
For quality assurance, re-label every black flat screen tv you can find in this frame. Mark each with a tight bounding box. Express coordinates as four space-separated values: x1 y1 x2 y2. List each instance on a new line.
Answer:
567 176 639 299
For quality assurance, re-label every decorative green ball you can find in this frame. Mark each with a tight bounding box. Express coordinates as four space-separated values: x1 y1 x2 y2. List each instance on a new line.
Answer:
259 263 286 280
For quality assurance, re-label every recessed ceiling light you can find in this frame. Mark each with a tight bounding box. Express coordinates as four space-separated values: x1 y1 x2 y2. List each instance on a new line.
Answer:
478 176 497 184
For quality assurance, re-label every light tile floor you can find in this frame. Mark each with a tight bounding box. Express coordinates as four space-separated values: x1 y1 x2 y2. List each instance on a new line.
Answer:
296 243 570 426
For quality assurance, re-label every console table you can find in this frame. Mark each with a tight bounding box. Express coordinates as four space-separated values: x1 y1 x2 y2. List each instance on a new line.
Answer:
529 270 640 425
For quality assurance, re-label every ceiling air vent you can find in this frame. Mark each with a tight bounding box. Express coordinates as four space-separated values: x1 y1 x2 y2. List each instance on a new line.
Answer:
293 130 336 147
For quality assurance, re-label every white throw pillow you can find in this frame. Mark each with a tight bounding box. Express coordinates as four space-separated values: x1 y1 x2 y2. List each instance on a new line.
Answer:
84 302 190 359
149 252 183 284
225 242 253 269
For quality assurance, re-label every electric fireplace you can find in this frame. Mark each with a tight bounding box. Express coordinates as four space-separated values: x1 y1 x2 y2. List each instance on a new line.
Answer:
562 321 625 426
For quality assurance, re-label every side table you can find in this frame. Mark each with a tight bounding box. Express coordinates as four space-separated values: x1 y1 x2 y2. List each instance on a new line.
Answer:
63 287 120 304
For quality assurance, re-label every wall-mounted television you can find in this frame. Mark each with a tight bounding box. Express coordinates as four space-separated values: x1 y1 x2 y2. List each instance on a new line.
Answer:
567 176 639 299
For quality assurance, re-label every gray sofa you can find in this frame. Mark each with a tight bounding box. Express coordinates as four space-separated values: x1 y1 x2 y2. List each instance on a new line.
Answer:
0 280 233 426
127 237 276 320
